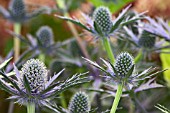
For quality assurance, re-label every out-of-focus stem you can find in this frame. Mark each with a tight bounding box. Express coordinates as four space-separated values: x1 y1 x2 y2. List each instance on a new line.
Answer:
14 23 21 61
64 12 91 61
134 49 143 63
27 103 35 113
102 37 115 63
60 92 67 108
8 23 21 113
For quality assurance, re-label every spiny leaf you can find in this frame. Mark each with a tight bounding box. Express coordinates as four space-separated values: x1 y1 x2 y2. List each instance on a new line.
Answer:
0 57 12 69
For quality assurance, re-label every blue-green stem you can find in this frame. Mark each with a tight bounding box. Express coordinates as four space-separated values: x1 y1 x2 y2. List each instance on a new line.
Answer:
27 103 35 113
102 38 115 63
14 23 21 61
110 82 124 113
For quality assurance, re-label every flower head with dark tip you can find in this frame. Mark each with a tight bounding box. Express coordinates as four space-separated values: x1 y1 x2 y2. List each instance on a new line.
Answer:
0 0 49 23
36 26 54 47
57 5 146 39
0 58 89 108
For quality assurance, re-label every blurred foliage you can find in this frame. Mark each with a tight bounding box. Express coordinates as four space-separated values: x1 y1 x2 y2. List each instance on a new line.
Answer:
89 0 134 13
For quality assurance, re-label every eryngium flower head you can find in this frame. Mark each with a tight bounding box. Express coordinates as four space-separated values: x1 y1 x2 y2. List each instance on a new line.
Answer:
20 59 47 92
123 24 164 51
142 17 170 42
83 52 163 88
68 92 90 113
114 52 134 77
36 26 54 47
0 0 49 23
93 6 112 35
138 31 156 48
0 58 89 108
57 5 146 39
9 0 26 22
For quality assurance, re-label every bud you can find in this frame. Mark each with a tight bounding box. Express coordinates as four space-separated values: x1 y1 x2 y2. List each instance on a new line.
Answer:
9 0 26 22
36 26 54 47
138 31 156 48
20 59 48 92
114 52 134 77
68 92 90 113
93 6 112 35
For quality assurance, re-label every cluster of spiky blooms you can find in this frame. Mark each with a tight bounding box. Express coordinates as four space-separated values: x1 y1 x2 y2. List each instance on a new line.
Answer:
93 6 112 36
0 58 89 106
57 5 145 39
114 52 134 77
36 26 54 47
68 92 90 113
0 0 47 23
138 31 156 49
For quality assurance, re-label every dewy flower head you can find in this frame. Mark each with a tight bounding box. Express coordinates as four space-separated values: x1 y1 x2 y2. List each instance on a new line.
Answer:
57 5 146 39
0 58 89 108
36 26 54 47
83 51 163 88
0 0 49 23
68 92 90 113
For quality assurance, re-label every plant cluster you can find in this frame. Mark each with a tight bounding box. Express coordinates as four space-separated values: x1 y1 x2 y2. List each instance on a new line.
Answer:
0 0 170 113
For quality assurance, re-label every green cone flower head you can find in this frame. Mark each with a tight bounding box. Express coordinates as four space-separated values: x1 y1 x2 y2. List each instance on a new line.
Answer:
114 52 134 77
69 92 90 113
93 6 112 35
36 26 54 47
138 31 156 49
8 0 26 22
20 59 48 92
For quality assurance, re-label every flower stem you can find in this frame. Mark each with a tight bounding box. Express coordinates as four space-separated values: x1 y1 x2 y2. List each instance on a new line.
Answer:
27 103 35 113
14 23 21 61
134 49 143 63
60 92 67 108
110 82 124 113
102 38 115 63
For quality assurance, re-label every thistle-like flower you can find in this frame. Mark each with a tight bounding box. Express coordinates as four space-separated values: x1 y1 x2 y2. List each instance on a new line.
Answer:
123 23 165 51
83 52 164 88
36 26 54 47
57 5 146 39
0 58 89 110
142 17 170 42
0 0 49 23
68 92 90 113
